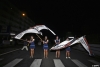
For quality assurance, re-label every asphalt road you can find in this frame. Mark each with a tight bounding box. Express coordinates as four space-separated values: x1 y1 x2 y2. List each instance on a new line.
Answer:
0 44 100 67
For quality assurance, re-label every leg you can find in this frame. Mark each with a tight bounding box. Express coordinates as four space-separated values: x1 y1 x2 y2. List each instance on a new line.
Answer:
66 51 68 58
25 46 28 51
44 49 46 58
68 47 70 58
46 49 48 58
68 51 70 58
32 49 34 58
33 49 34 57
30 49 32 58
58 50 60 58
21 46 25 50
24 46 27 51
56 51 58 58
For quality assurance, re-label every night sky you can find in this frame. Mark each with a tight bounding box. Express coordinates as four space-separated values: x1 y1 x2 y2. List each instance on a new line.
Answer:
8 0 100 38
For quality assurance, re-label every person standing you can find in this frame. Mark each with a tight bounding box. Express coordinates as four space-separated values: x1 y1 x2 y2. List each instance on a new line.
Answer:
21 39 28 51
28 36 35 58
65 38 71 59
43 36 49 58
54 36 60 58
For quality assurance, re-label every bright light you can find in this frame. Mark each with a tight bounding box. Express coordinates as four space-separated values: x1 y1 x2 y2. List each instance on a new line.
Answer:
68 37 74 38
22 13 25 16
10 39 13 42
10 33 15 35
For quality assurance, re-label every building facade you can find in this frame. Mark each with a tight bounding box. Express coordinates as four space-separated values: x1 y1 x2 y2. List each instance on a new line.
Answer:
0 0 35 35
0 0 35 46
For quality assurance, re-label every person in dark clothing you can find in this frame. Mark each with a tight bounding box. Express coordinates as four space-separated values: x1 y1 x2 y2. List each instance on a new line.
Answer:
54 36 60 58
65 38 71 59
21 39 28 51
28 36 35 58
42 36 49 58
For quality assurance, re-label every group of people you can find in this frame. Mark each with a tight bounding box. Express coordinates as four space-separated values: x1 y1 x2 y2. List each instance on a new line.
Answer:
21 36 71 59
54 36 71 59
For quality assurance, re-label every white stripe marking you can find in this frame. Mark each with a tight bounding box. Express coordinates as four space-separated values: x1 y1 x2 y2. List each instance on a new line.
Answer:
3 59 22 67
53 59 65 67
0 48 21 56
71 59 87 67
89 60 100 65
30 59 42 67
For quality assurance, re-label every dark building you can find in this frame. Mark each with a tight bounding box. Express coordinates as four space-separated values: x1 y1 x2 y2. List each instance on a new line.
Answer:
0 0 35 46
0 0 35 35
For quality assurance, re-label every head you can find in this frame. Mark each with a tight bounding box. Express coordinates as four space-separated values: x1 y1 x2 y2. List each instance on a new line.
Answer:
31 36 34 39
66 38 69 41
56 36 59 39
45 36 47 40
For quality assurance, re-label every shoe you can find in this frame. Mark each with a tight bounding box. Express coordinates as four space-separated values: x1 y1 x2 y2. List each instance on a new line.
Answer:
66 57 68 59
30 56 31 58
68 57 70 58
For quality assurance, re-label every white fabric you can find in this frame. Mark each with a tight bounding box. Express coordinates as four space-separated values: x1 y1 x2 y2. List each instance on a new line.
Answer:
34 25 56 35
70 36 91 55
50 36 91 55
15 29 42 39
79 37 91 55
70 37 81 46
50 39 73 50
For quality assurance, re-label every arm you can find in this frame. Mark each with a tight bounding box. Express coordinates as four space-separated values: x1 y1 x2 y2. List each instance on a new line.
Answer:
59 39 60 44
43 41 44 44
32 39 35 42
47 40 49 43
54 40 56 44
44 40 49 43
28 39 35 43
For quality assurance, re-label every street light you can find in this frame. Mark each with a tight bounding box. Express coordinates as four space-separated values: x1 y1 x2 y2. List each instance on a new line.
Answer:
22 13 25 16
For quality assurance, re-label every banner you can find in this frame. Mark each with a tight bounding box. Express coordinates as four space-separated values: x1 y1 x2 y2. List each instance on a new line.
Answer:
50 39 73 50
79 37 91 55
15 29 42 39
50 36 92 56
33 25 56 35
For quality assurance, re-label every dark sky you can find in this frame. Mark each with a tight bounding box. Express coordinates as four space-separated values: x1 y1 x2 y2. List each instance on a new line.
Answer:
8 0 100 38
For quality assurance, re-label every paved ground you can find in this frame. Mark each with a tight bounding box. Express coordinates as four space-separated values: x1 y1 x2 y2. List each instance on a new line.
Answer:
0 44 100 67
